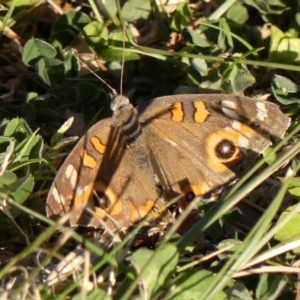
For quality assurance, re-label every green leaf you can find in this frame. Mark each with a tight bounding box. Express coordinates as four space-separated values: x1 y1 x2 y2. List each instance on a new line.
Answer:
63 50 80 77
275 204 300 253
110 27 135 46
49 30 77 50
52 10 90 33
96 0 117 21
273 75 300 93
22 38 57 65
85 25 139 62
263 146 277 165
10 174 34 204
4 0 35 9
169 270 227 300
54 117 75 136
0 171 17 187
104 29 140 61
49 136 78 153
4 118 31 139
152 0 170 42
0 171 21 217
49 117 78 148
286 178 300 198
269 25 284 52
226 282 252 300
271 84 300 105
0 137 15 166
269 25 300 63
1 118 43 171
222 64 255 94
217 239 242 260
37 58 65 85
96 46 139 62
26 92 38 102
256 274 288 300
121 0 151 22
171 3 192 32
192 58 208 75
130 244 178 298
72 288 112 300
83 21 109 47
295 12 300 27
226 3 249 24
14 134 42 163
184 28 211 47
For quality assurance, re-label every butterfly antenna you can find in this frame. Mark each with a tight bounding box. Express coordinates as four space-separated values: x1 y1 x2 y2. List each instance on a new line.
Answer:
116 0 127 96
74 51 118 97
120 26 126 95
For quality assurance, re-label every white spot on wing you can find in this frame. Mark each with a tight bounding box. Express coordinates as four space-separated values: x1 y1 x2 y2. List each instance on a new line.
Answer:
221 100 240 120
231 121 250 148
65 164 78 190
52 186 65 204
237 135 249 148
256 102 268 121
222 100 237 109
231 120 241 130
165 137 177 147
76 186 83 196
74 186 93 209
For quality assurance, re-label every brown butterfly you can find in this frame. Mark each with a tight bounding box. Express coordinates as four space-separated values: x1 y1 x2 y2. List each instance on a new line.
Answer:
46 92 290 231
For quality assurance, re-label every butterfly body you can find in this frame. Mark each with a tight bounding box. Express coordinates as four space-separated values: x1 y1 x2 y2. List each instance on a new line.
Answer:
46 94 290 230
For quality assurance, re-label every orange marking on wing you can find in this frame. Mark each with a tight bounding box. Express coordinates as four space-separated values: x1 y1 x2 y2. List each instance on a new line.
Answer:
171 102 184 122
94 208 107 219
206 129 242 172
129 201 139 222
109 200 123 216
73 183 94 208
129 200 163 223
194 101 210 123
239 123 254 135
80 149 97 168
141 200 164 219
94 182 123 216
66 192 74 201
181 182 205 196
179 182 208 207
91 136 106 154
140 200 156 216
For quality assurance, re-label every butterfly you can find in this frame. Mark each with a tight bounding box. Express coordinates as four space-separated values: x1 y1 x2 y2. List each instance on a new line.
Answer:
46 92 290 231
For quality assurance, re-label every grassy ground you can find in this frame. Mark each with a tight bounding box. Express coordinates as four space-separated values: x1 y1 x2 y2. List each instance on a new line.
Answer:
1 0 300 299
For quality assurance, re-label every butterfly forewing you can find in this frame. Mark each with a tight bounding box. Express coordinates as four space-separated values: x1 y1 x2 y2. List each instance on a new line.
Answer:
47 109 171 229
